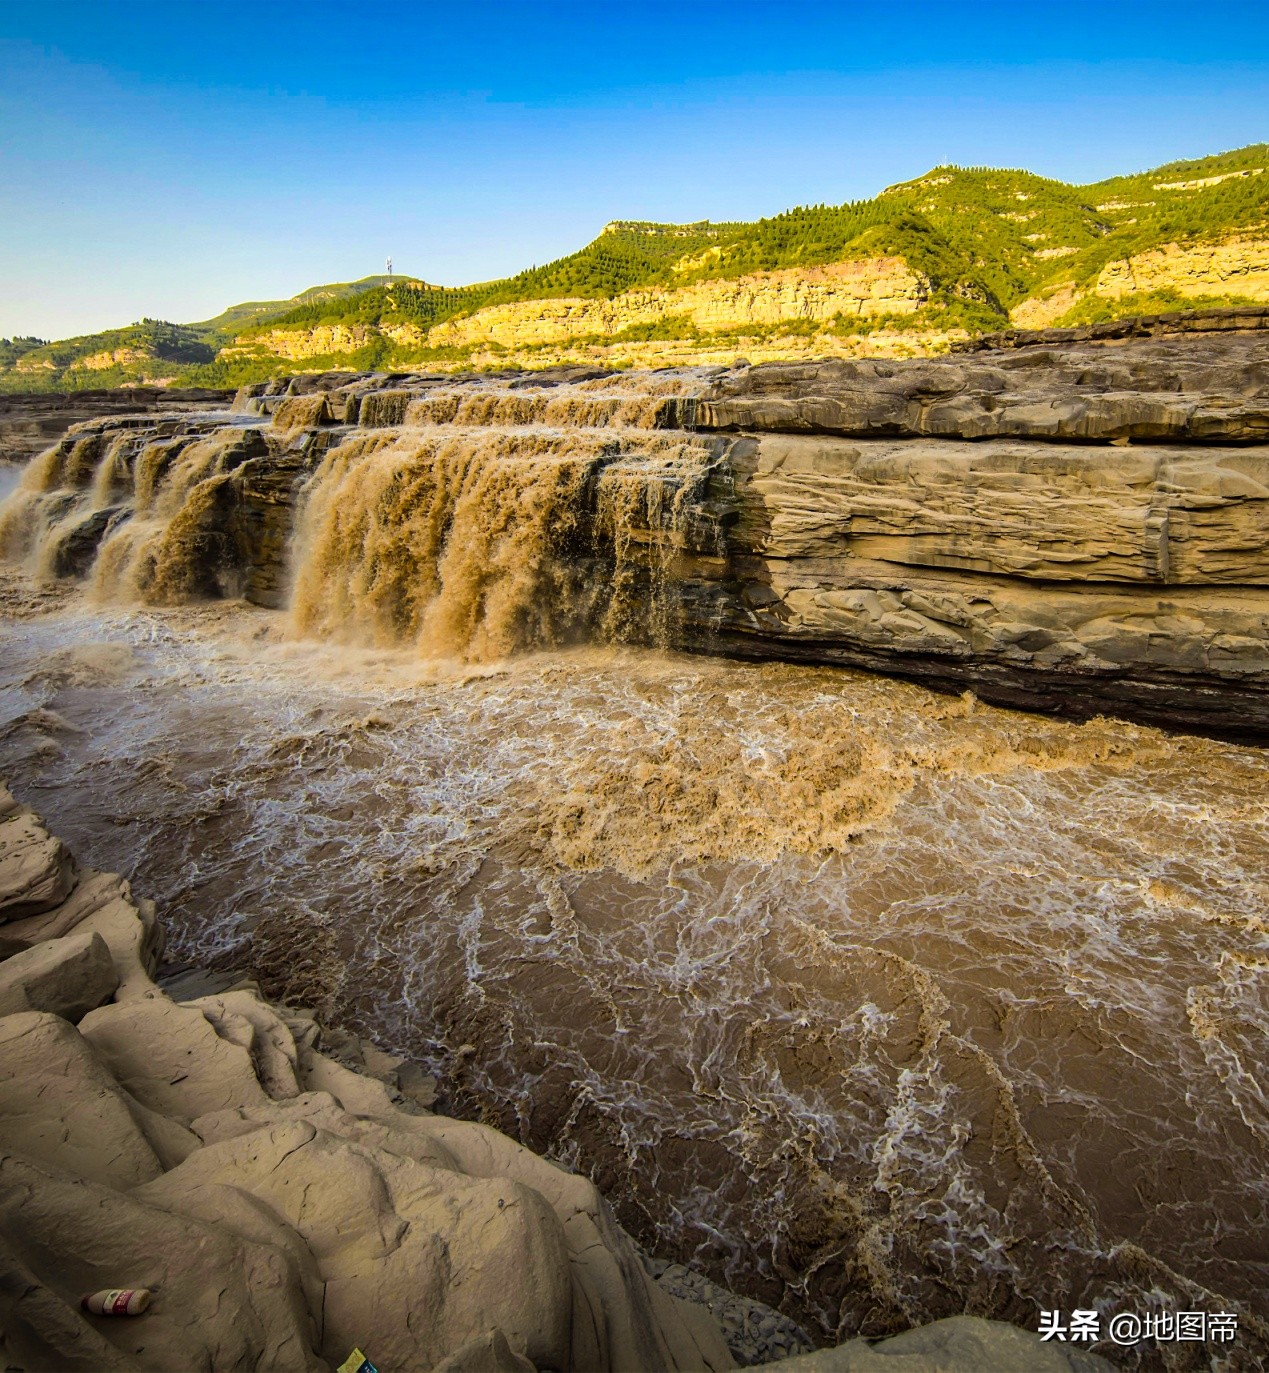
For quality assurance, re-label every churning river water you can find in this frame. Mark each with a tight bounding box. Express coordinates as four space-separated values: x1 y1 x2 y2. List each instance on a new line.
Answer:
0 370 1266 1369
1 582 1266 1366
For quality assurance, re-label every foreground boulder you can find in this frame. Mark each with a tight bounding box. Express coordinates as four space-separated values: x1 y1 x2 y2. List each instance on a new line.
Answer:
0 787 76 921
0 1013 162 1189
0 1149 323 1372
0 783 737 1372
0 931 118 1020
143 1120 574 1372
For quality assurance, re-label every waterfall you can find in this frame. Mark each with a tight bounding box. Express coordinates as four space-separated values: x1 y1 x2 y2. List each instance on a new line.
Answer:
0 370 722 656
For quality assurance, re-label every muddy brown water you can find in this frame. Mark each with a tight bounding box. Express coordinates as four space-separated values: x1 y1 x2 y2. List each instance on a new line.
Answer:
0 372 1266 1368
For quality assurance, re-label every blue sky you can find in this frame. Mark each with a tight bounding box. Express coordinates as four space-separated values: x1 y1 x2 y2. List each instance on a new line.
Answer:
2 1 1267 339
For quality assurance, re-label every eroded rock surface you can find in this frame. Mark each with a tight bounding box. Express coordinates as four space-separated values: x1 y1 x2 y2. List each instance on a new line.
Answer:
691 330 1269 443
0 783 737 1373
770 1316 1110 1372
661 327 1269 735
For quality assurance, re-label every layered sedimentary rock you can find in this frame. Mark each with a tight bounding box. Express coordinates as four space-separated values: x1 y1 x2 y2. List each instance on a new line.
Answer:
230 258 928 365
676 329 1269 734
689 327 1269 442
2 323 1268 735
966 304 1269 352
0 388 233 466
1006 239 1269 328
1095 237 1269 303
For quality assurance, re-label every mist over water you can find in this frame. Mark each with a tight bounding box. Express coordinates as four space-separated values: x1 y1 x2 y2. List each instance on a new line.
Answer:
1 373 1267 1367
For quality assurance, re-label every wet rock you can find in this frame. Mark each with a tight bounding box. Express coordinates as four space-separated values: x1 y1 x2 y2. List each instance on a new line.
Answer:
397 1059 439 1108
294 1034 401 1114
12 326 1269 735
156 961 244 1000
0 781 1178 1372
49 506 127 578
413 1116 735 1371
650 1259 814 1367
0 786 742 1371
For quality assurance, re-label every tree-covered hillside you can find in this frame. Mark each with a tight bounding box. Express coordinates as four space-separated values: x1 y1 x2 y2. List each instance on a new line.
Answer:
4 143 1266 391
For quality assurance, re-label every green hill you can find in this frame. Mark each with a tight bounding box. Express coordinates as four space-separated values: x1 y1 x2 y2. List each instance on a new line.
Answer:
3 143 1266 390
192 275 422 332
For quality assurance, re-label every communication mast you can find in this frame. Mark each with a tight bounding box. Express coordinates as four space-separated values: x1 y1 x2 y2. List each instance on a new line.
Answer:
386 256 393 278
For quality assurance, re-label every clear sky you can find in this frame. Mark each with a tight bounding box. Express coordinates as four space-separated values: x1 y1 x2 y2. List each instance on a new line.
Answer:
3 0 1267 340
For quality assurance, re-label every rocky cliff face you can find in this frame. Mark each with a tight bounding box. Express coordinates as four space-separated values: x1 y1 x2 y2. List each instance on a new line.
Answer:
427 259 927 348
1010 235 1269 328
1096 235 1269 302
674 329 1269 735
0 388 233 467
3 325 1268 737
229 258 929 368
225 231 1269 371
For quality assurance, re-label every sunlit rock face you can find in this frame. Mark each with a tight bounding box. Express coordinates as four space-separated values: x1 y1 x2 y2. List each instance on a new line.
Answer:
3 328 1269 734
674 329 1269 734
1010 236 1269 326
231 257 929 364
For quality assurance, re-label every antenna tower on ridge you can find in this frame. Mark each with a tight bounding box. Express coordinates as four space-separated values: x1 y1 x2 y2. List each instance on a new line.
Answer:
386 256 393 278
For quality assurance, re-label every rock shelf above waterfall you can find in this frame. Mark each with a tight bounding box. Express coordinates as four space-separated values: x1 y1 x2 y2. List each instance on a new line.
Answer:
1 326 1267 736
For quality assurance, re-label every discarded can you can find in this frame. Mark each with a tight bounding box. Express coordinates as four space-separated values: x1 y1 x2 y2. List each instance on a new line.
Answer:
81 1288 153 1317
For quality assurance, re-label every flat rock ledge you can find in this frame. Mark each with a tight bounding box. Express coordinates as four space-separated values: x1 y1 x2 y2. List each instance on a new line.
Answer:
0 782 1110 1373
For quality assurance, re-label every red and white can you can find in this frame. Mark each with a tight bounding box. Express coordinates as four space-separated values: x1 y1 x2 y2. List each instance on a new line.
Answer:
81 1289 153 1317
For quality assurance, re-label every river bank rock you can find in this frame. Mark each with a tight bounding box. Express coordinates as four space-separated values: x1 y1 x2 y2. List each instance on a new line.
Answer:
769 1316 1109 1371
0 782 1116 1371
5 319 1269 735
0 786 76 920
0 930 117 1020
690 329 1269 442
0 782 734 1372
0 388 233 467
659 326 1269 737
